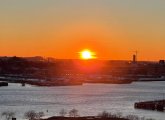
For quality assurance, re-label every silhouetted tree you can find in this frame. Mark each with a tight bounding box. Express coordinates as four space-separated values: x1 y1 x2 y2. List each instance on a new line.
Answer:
1 111 15 120
98 111 123 118
69 109 79 117
36 112 44 120
115 112 123 118
59 109 67 117
24 110 37 120
24 110 44 120
98 111 109 118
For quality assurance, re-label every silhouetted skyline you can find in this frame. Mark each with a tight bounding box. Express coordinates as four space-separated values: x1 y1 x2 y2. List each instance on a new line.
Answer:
0 0 165 60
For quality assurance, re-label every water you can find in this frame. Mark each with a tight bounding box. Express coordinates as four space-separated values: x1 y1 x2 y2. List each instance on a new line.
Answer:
0 82 165 120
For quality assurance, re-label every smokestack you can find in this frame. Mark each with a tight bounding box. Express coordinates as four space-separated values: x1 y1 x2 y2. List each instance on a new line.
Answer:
133 54 136 63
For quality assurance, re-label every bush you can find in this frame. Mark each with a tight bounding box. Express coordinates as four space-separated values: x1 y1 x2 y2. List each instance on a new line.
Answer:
115 112 123 118
98 111 123 118
125 114 140 120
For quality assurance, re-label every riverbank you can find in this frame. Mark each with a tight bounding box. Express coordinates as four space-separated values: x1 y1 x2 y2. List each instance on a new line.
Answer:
45 116 128 120
0 75 135 87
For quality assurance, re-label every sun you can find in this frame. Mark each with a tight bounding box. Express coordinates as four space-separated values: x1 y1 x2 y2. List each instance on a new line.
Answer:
80 49 96 59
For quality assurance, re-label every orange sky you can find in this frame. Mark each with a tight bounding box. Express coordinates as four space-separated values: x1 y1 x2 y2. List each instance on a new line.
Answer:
0 0 165 61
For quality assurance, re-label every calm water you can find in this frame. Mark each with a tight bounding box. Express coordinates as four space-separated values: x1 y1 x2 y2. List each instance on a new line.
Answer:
0 82 165 120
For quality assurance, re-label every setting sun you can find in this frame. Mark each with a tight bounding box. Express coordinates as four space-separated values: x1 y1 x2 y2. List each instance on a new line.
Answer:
80 49 96 59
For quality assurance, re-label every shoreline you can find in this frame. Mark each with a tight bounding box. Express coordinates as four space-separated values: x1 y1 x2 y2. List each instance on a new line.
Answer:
44 116 128 120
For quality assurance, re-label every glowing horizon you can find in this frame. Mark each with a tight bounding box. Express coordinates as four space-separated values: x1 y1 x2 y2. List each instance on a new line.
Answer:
0 0 165 61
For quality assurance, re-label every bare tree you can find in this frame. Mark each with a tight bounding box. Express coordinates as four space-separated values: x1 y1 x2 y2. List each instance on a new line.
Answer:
59 109 67 117
1 111 15 120
98 111 109 118
24 110 37 120
36 112 44 120
24 110 45 120
69 109 79 117
115 112 123 118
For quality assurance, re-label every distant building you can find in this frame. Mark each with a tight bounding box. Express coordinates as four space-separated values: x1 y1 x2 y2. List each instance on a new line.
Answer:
24 56 45 61
159 60 165 65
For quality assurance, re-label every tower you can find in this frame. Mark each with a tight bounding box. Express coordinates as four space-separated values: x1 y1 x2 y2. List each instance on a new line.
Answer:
132 51 138 63
133 54 136 63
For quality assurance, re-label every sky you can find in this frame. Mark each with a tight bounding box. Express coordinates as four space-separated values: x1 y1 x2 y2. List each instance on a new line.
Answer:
0 0 165 61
